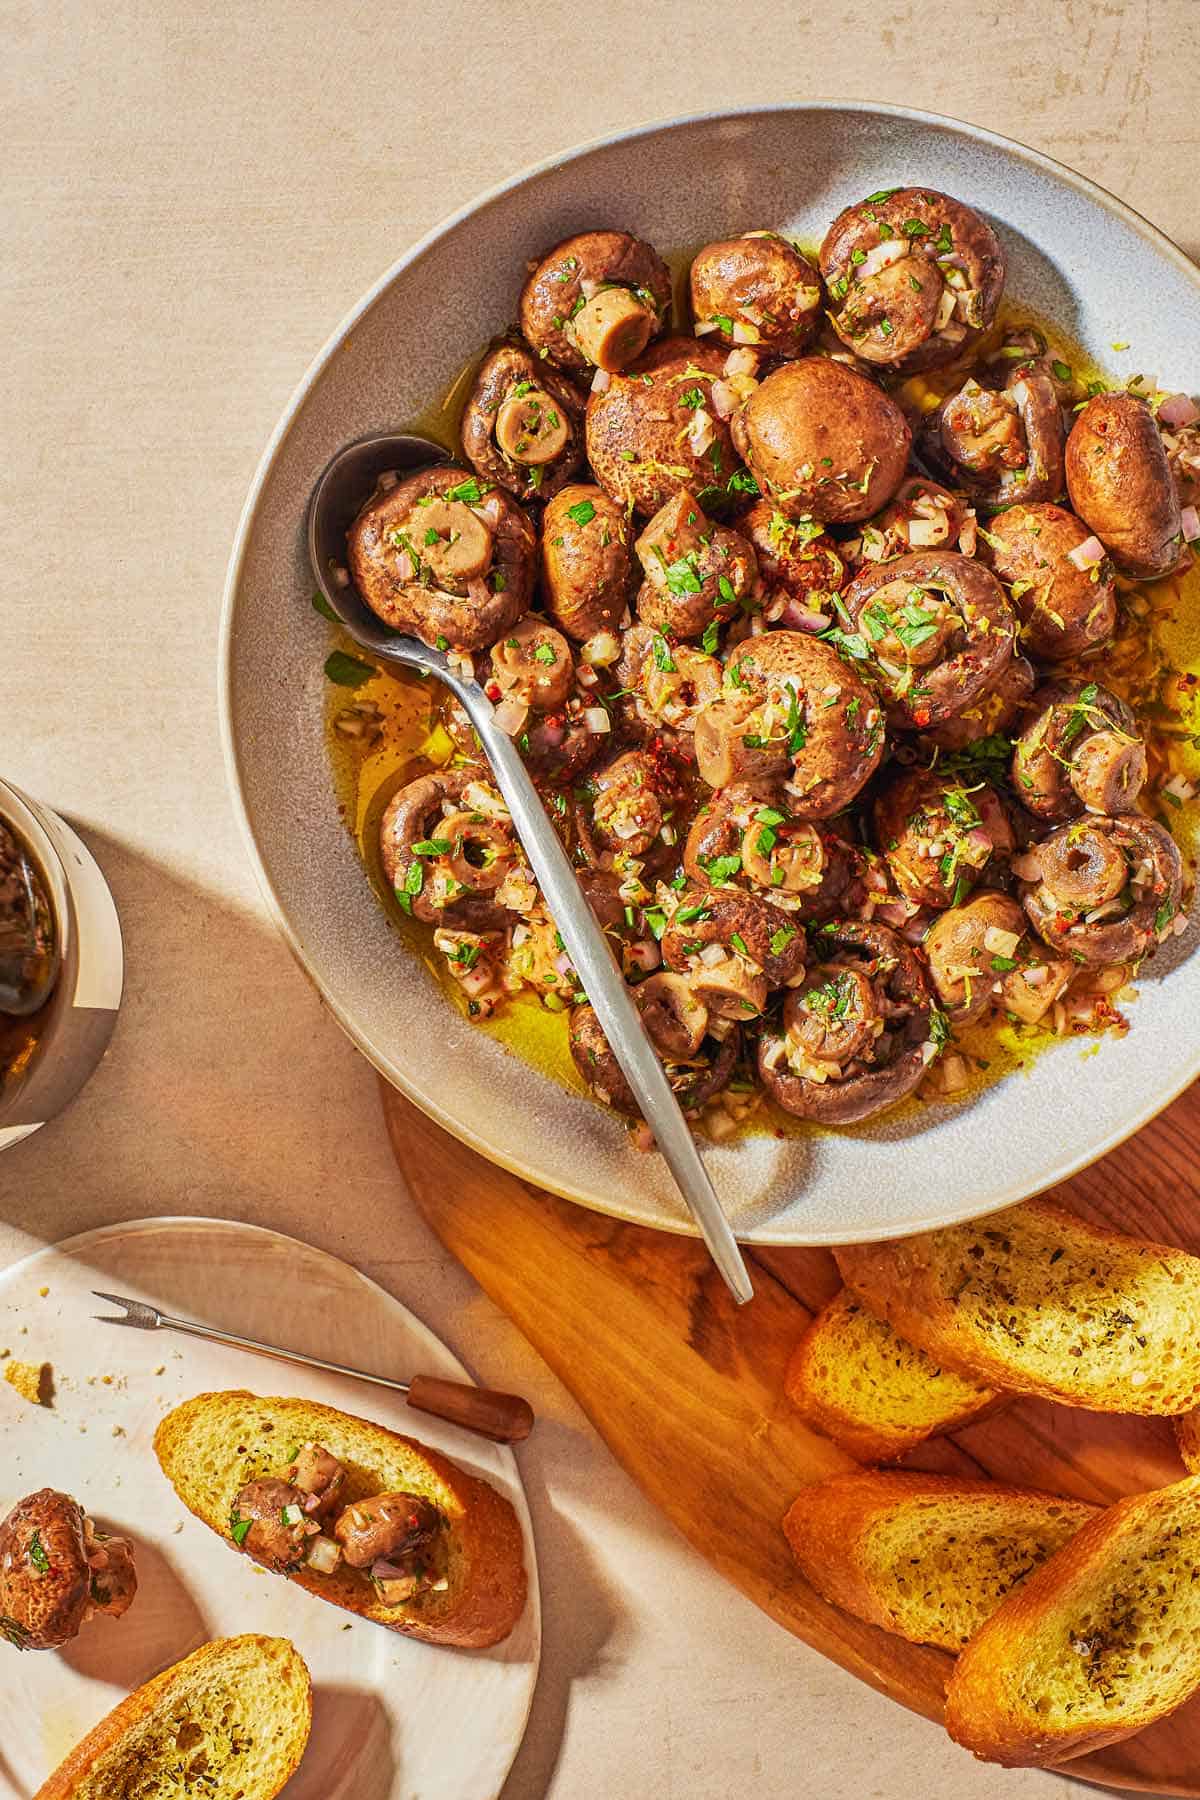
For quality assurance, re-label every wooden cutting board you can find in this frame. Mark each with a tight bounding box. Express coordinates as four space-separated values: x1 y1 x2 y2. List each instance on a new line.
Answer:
383 1077 1200 1794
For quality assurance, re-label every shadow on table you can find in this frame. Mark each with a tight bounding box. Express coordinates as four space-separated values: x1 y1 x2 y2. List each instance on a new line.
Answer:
0 822 408 1263
498 1478 622 1800
58 1529 211 1691
311 1685 398 1798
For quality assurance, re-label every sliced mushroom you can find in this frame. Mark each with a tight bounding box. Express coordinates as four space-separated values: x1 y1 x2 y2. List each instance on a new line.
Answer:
1012 680 1147 820
1065 392 1184 578
540 483 635 643
689 231 822 357
843 551 1015 730
850 476 970 569
346 466 536 651
0 1490 137 1651
731 358 911 523
586 337 741 516
634 489 757 640
875 769 1014 910
519 230 671 375
1020 815 1183 965
979 500 1118 661
757 921 935 1123
379 768 516 931
461 343 584 502
819 188 1005 373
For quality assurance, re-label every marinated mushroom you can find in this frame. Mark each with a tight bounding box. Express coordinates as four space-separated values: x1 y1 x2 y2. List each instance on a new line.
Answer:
849 476 971 569
684 783 853 918
0 1490 137 1651
287 1442 346 1520
694 630 885 813
920 653 1035 753
731 358 911 522
1065 391 1185 578
347 466 536 651
460 343 585 502
615 623 724 737
586 337 740 516
757 921 936 1122
634 490 757 640
540 484 635 643
660 885 806 1019
820 188 1005 371
229 1477 311 1573
1012 680 1147 820
333 1493 440 1570
931 362 1065 510
1020 815 1183 965
380 768 519 930
923 889 1030 1024
568 980 739 1116
875 768 1014 910
979 500 1117 660
739 501 845 625
489 616 574 713
689 231 822 358
842 551 1016 730
519 229 672 375
590 750 671 857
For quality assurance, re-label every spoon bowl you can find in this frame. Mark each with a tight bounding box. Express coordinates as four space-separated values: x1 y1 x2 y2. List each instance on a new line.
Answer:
307 432 754 1304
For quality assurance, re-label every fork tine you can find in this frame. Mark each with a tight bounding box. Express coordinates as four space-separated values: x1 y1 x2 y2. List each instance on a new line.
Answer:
90 1291 161 1328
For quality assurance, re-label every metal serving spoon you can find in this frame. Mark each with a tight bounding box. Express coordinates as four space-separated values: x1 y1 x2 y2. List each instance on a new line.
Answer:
0 842 60 1017
308 432 753 1306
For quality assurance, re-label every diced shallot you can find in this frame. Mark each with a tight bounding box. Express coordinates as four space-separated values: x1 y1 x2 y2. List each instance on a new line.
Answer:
1158 391 1200 429
723 347 758 379
906 517 945 547
492 697 529 737
857 239 908 280
590 366 612 394
583 707 611 733
731 320 761 345
1067 534 1107 572
1011 849 1044 881
984 926 1021 958
1182 506 1200 543
582 629 621 666
699 941 728 966
687 408 716 455
710 379 738 419
780 597 831 633
306 1534 342 1573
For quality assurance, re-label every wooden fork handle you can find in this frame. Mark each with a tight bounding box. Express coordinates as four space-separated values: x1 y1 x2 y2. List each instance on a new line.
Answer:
405 1374 534 1443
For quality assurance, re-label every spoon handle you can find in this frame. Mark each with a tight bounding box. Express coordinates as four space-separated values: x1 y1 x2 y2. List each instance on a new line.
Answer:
452 690 753 1306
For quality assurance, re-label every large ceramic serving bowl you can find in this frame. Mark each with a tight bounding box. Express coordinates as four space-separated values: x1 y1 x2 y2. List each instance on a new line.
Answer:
220 103 1200 1245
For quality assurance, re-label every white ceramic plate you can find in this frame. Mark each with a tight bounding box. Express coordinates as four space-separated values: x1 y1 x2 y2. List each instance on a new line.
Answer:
220 103 1200 1245
0 1218 540 1800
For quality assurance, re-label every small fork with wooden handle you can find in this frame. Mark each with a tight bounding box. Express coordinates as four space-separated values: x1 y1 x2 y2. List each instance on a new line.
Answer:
92 1291 534 1443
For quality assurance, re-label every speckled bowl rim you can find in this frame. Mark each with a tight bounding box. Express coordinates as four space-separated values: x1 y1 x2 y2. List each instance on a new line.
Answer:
219 101 1200 1244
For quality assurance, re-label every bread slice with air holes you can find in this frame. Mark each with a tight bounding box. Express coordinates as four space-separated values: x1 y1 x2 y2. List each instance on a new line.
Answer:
836 1198 1200 1415
785 1288 1005 1462
945 1474 1200 1766
31 1634 310 1800
155 1391 527 1649
783 1470 1095 1652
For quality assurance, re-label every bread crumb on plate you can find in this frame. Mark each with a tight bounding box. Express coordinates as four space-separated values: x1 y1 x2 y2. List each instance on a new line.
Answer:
4 1359 53 1406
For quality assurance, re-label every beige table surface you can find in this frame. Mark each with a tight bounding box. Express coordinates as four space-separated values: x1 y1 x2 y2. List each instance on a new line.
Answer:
4 2 1198 1794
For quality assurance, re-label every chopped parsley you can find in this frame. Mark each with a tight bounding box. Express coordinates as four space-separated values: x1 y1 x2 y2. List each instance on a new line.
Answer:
566 498 596 526
324 650 375 688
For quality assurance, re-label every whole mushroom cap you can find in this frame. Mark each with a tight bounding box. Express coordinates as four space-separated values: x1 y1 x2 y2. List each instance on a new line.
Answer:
731 359 911 523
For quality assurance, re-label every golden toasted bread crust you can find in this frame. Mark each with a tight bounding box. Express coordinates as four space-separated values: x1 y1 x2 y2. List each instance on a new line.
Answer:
836 1198 1200 1414
154 1391 527 1649
783 1471 1095 1652
945 1476 1200 1765
785 1290 1003 1462
31 1635 310 1800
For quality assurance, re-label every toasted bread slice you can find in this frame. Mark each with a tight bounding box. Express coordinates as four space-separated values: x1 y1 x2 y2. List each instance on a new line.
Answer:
785 1289 1004 1462
155 1391 527 1649
836 1198 1200 1415
1177 1410 1200 1470
945 1474 1200 1765
32 1634 310 1800
783 1471 1095 1652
